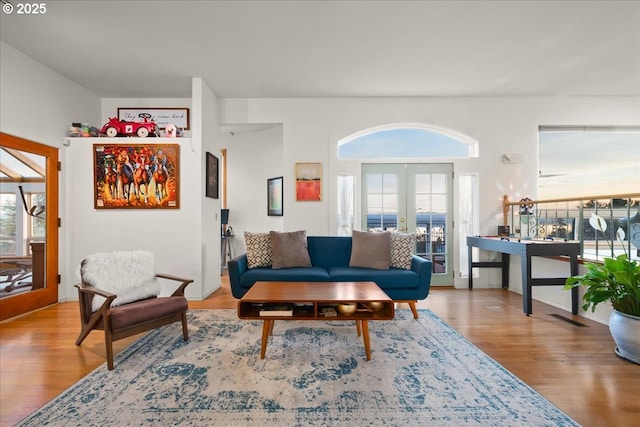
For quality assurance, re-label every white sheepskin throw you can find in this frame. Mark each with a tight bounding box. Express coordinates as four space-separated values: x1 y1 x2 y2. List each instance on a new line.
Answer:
81 250 161 312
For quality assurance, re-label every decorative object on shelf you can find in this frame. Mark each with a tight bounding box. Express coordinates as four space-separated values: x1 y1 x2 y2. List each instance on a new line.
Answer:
518 197 534 215
163 124 183 138
295 162 321 201
205 152 219 199
68 122 99 137
118 107 190 130
267 176 283 216
100 114 157 137
93 143 179 209
337 303 357 315
368 301 384 312
497 225 510 237
564 213 640 364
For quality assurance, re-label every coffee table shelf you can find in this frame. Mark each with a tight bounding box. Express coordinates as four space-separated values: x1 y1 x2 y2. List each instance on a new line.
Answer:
237 281 395 360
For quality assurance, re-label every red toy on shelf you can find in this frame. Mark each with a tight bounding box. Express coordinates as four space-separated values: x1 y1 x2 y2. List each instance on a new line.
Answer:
100 113 157 137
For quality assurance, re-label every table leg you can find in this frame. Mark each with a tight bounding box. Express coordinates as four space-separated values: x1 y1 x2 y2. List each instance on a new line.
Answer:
355 320 361 337
521 254 533 315
570 254 579 315
362 320 371 361
501 253 510 289
260 320 272 359
468 244 473 289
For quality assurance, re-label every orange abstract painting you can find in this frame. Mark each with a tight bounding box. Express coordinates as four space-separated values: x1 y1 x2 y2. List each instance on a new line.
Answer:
295 163 321 201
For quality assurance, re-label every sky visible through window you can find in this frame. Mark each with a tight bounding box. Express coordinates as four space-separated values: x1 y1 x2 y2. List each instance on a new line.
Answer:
538 130 640 199
339 128 471 158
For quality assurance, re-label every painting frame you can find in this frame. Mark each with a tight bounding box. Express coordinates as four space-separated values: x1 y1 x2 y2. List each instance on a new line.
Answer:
93 143 180 209
295 162 322 201
206 152 219 199
117 107 190 130
267 176 283 216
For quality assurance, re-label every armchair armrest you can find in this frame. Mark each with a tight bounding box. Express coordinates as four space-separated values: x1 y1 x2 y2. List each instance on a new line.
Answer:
155 273 194 297
75 283 117 300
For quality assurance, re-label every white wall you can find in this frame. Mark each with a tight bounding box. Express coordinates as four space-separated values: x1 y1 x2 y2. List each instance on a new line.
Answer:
1 41 101 300
223 124 284 255
220 96 640 323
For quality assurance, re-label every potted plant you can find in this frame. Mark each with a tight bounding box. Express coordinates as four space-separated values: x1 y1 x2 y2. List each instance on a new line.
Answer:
564 214 640 364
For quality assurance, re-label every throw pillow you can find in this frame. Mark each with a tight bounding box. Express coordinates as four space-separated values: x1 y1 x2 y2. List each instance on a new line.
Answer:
80 250 161 312
390 233 416 270
270 230 312 269
244 232 273 269
349 230 391 270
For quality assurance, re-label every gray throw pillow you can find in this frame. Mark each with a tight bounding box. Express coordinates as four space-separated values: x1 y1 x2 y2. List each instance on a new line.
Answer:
270 230 312 269
349 230 391 270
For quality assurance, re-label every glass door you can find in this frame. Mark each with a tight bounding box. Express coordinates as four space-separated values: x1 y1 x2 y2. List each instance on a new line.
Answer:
362 163 453 285
0 133 58 321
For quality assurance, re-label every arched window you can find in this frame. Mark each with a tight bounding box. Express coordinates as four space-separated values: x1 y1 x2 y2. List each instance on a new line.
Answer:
338 124 478 159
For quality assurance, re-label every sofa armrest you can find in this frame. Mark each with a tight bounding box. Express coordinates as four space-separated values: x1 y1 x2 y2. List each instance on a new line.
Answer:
228 254 248 299
411 255 433 298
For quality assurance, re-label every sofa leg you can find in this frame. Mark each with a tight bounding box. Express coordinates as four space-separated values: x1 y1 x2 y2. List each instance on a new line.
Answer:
408 301 419 319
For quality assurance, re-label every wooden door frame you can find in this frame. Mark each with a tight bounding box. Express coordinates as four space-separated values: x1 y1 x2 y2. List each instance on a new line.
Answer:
0 133 59 321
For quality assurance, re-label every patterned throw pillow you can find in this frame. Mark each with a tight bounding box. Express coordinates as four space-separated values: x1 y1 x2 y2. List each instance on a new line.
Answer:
390 233 416 270
244 232 273 269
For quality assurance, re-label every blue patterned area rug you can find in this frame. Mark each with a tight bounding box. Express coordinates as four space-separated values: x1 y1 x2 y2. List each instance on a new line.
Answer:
18 309 578 427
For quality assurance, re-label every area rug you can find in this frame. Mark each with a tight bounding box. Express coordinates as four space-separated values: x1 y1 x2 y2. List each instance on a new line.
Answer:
18 309 578 426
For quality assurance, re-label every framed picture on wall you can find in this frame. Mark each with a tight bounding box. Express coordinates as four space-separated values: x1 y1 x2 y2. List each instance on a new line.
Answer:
206 152 219 199
295 162 321 201
267 176 283 216
93 143 179 209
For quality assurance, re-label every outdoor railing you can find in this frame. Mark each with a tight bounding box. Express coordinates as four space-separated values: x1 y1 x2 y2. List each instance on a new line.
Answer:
502 193 640 262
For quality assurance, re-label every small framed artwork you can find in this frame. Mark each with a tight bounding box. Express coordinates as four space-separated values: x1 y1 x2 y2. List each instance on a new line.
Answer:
267 176 283 216
206 152 219 199
295 162 322 201
93 143 179 209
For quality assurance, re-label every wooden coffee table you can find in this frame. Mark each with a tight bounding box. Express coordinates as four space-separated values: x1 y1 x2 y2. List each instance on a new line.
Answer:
237 281 394 360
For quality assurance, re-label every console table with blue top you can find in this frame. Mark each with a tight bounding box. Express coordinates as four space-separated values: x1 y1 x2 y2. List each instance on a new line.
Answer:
466 236 580 316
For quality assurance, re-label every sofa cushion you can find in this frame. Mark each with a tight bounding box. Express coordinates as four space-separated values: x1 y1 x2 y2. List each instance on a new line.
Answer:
270 230 312 269
328 266 420 290
239 266 331 288
349 230 391 270
244 232 273 269
307 236 352 268
390 233 416 270
80 250 161 312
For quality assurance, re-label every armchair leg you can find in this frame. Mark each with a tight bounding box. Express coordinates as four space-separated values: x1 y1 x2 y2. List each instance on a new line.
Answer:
181 311 189 341
75 325 93 346
105 331 114 371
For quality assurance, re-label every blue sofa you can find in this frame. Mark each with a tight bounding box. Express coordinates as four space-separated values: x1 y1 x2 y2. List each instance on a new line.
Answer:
228 236 432 318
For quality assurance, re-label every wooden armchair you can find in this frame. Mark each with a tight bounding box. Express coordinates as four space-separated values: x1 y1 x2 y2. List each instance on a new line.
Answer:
75 251 193 370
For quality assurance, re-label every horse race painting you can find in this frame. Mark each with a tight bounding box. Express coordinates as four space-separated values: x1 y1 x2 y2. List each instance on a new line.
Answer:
93 143 180 209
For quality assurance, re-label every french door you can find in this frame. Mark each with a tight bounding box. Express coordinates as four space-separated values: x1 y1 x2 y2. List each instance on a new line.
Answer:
0 133 59 321
361 163 453 285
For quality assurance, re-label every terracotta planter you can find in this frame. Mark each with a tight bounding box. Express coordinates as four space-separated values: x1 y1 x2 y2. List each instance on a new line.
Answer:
609 309 640 364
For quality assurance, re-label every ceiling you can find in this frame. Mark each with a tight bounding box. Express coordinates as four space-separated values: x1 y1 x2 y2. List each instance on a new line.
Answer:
1 1 639 99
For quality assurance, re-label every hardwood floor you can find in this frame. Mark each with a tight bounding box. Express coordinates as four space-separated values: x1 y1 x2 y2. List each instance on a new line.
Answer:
1 277 638 427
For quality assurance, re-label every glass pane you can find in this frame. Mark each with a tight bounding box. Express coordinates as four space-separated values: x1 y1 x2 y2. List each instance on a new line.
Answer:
382 173 397 193
415 174 431 193
432 195 447 213
367 174 382 192
432 174 446 193
0 194 17 255
338 127 472 158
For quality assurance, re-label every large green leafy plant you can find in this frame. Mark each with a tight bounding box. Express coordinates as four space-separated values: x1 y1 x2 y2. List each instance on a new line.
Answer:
564 214 640 316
